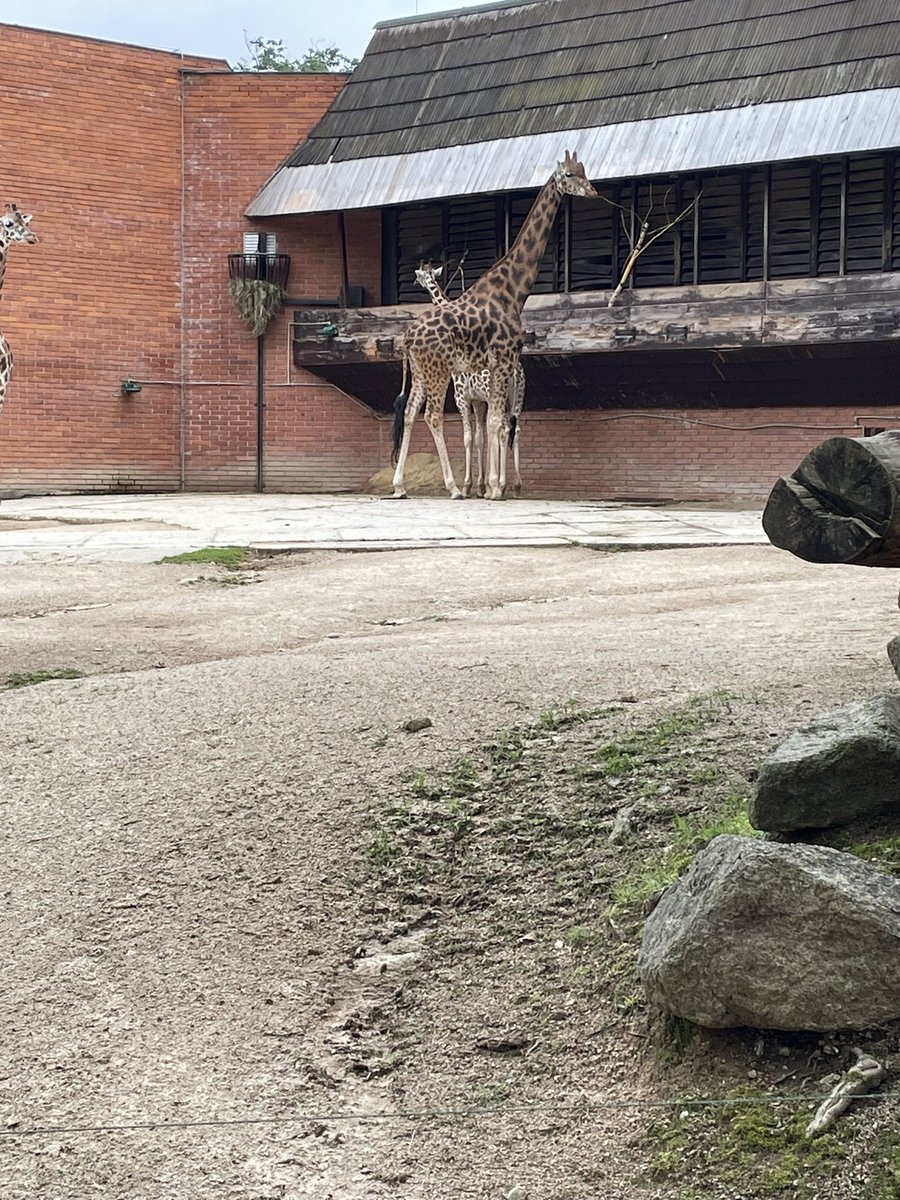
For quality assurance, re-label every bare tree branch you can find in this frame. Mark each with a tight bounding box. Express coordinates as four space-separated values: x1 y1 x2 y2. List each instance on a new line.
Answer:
606 191 700 307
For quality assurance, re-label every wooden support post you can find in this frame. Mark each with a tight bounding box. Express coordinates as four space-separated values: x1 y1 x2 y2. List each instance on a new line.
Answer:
763 431 900 567
762 164 771 283
883 154 895 273
839 158 849 276
810 161 820 278
337 211 351 307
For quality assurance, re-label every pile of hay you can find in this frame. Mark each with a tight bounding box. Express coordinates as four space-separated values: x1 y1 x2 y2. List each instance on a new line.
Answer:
363 452 466 496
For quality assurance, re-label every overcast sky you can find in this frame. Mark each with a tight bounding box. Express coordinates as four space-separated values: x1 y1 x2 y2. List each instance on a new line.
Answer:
11 0 491 66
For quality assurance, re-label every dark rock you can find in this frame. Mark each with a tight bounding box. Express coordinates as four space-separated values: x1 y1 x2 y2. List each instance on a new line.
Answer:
638 834 900 1030
888 636 900 684
750 694 900 832
402 717 432 733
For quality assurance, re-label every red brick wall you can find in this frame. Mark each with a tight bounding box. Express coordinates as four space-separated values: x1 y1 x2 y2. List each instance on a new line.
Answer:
515 407 865 501
0 25 356 496
0 25 222 492
320 404 866 502
180 72 352 491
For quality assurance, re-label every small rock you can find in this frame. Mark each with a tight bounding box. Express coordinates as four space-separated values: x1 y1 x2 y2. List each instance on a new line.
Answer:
475 1032 533 1053
608 804 636 844
402 717 433 733
507 1187 529 1200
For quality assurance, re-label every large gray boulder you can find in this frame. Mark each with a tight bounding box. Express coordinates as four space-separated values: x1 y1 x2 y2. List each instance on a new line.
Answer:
638 834 900 1030
750 694 900 832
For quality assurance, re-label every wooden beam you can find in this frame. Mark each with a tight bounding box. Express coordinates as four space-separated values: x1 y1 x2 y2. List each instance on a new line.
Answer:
292 273 900 367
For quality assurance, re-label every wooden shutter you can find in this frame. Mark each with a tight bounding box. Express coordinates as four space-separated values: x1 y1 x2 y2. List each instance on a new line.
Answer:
817 160 843 276
769 163 812 279
696 172 744 283
397 203 445 303
445 197 501 295
569 189 616 291
846 155 885 274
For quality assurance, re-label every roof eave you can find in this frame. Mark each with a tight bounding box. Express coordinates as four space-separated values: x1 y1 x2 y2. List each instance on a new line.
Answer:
246 88 900 217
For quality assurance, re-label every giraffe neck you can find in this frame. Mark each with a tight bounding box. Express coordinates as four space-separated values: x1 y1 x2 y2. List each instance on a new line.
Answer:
465 176 562 314
423 276 447 305
0 239 9 297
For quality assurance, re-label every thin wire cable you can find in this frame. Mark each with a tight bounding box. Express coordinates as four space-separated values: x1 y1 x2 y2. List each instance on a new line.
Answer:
3 1090 898 1140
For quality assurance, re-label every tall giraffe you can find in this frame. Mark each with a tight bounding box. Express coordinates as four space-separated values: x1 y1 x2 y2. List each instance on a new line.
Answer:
415 262 527 497
391 151 596 500
0 204 39 421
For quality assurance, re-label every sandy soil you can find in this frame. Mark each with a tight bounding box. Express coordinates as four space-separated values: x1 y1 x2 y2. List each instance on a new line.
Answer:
1 544 899 1198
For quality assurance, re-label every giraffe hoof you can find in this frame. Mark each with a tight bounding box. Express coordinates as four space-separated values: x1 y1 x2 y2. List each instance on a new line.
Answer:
450 491 466 500
384 491 409 500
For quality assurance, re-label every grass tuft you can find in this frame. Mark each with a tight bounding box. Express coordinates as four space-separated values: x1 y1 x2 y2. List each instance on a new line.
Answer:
157 545 249 566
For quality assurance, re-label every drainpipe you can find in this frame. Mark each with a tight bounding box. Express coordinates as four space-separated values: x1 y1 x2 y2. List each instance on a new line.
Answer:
256 332 265 492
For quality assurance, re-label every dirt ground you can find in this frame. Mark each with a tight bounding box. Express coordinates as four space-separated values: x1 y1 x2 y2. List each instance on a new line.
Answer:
2 544 900 1199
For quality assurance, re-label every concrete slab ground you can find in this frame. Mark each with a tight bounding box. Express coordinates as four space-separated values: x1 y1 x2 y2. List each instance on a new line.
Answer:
0 492 766 564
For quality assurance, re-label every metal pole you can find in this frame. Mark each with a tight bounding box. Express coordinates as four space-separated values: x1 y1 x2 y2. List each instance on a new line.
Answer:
255 333 265 493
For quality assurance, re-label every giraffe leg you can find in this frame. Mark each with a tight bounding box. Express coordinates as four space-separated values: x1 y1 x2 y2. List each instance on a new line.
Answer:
512 421 522 496
389 385 425 499
473 398 487 497
498 412 510 499
424 393 463 500
485 368 513 500
0 334 12 422
456 389 474 498
485 403 505 501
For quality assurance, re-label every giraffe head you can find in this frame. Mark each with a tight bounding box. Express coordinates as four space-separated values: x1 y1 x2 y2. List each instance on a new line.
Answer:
1 204 38 246
414 262 443 291
553 151 597 200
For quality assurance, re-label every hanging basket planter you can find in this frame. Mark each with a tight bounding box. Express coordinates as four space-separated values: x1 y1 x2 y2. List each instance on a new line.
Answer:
228 277 284 336
227 254 291 337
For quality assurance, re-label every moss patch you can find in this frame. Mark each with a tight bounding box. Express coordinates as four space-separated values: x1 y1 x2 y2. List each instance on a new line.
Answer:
2 667 84 691
642 1089 855 1197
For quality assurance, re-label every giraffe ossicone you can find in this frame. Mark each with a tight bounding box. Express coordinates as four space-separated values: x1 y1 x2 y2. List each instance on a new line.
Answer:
0 204 39 423
391 151 596 500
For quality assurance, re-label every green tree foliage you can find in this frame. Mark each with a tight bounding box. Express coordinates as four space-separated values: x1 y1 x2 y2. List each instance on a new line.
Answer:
236 36 358 73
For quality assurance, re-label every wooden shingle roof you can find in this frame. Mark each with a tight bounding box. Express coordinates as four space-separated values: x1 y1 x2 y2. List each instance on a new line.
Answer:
287 0 900 167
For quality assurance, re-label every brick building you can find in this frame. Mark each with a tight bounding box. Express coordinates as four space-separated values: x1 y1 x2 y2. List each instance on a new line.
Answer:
2 4 900 501
0 22 376 495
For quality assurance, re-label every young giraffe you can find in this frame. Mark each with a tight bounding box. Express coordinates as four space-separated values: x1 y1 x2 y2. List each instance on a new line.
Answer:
0 204 39 421
391 151 596 500
414 262 527 497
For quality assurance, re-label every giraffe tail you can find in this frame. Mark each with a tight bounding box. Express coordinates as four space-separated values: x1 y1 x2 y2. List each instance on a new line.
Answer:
507 413 518 448
391 392 407 465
